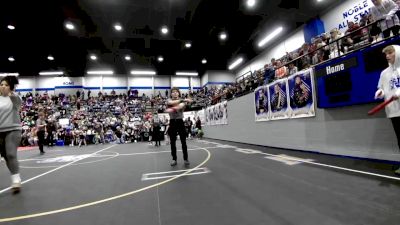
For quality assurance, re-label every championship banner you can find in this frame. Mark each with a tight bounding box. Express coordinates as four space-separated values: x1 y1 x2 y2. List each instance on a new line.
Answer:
288 69 316 118
254 85 269 122
268 79 290 120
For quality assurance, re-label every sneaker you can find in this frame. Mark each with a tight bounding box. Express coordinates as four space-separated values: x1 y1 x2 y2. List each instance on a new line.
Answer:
11 174 21 194
170 160 177 166
184 160 190 166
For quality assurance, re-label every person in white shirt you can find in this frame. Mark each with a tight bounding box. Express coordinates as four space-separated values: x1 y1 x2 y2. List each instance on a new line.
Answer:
374 45 400 174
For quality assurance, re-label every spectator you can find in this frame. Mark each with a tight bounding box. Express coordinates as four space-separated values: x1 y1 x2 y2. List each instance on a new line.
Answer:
370 0 400 38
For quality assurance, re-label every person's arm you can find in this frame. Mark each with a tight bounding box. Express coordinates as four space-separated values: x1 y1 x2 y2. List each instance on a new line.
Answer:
386 0 398 18
375 72 385 99
9 92 22 110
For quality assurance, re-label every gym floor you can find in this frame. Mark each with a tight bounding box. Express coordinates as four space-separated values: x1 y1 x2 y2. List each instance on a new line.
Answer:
0 139 399 225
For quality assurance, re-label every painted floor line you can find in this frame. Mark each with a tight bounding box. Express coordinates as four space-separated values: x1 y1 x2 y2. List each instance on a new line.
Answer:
0 145 116 195
198 141 400 181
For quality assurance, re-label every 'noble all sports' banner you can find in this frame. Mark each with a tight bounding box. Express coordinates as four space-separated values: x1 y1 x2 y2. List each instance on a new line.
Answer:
205 101 228 126
287 69 316 118
254 69 316 121
254 85 270 122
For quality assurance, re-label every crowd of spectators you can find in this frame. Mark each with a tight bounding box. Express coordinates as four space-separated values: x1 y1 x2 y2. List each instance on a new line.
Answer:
194 0 400 105
18 90 203 149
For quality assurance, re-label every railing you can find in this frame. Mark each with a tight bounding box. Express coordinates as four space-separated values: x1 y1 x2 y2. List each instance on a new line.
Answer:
204 18 400 107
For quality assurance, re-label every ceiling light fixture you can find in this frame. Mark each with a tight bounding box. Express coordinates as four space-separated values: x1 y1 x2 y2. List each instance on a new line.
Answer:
161 26 169 35
39 71 64 76
65 22 75 30
228 57 244 70
247 0 256 8
219 32 227 40
258 26 283 47
202 59 207 64
47 55 54 61
185 42 192 48
158 56 164 62
114 24 123 31
125 55 131 61
90 55 97 61
8 57 15 62
0 73 19 76
87 70 114 75
176 72 198 76
7 25 15 30
130 70 156 75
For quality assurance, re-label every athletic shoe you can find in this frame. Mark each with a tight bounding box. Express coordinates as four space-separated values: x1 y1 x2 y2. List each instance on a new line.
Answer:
184 160 190 166
11 174 21 194
170 160 177 166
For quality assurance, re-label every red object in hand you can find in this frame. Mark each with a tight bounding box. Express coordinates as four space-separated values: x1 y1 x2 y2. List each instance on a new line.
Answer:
368 96 396 115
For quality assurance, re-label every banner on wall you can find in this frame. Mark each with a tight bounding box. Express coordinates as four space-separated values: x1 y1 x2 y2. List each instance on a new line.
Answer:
254 85 270 122
254 69 316 122
288 69 316 118
204 101 228 126
268 79 290 120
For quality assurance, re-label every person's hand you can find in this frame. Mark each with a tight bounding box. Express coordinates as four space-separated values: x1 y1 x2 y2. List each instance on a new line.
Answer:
185 98 194 103
375 89 384 99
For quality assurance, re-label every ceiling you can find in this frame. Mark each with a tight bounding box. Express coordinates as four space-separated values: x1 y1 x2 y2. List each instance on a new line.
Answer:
0 0 339 77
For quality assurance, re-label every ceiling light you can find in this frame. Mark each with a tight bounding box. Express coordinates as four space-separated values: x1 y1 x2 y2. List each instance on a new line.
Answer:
8 57 15 62
114 24 123 31
202 59 207 64
39 71 64 76
161 26 169 35
158 56 164 62
65 22 75 30
125 55 131 61
47 55 54 61
228 57 244 70
219 32 227 40
7 25 15 30
87 70 114 75
185 42 192 48
258 26 283 47
176 72 198 76
130 70 156 75
247 0 256 8
90 55 97 61
0 73 19 76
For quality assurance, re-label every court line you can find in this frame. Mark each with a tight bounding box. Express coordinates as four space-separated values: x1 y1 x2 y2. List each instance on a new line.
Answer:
18 148 203 169
0 145 116 195
0 146 211 223
199 141 400 181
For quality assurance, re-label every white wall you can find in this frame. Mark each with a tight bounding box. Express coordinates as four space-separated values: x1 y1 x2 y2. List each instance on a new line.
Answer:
204 92 400 162
54 77 83 96
102 75 128 95
36 77 56 95
201 73 209 87
321 0 372 33
236 29 306 78
16 77 35 93
128 76 154 96
83 76 102 96
154 76 171 97
191 77 201 91
171 76 190 94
